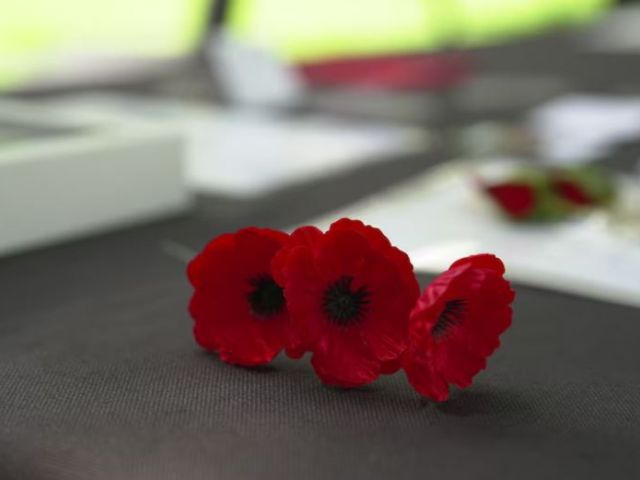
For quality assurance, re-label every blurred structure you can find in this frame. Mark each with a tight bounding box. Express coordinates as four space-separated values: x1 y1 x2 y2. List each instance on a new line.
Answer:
2 0 640 306
0 0 211 90
210 0 613 106
224 0 611 62
0 0 613 96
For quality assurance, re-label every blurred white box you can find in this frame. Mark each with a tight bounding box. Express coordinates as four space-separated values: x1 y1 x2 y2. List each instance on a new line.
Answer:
42 93 433 198
0 100 189 257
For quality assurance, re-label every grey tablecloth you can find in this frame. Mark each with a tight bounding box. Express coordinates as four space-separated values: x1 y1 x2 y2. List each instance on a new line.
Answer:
1 215 639 480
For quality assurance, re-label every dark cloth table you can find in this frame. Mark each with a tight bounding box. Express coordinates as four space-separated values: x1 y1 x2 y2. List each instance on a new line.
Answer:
5 21 640 478
1 210 639 480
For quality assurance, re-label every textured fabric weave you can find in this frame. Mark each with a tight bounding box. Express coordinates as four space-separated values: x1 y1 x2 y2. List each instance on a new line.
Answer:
1 216 639 479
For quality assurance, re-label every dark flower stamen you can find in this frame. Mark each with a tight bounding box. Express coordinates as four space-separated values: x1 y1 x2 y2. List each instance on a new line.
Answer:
323 276 370 326
248 274 285 318
432 299 467 339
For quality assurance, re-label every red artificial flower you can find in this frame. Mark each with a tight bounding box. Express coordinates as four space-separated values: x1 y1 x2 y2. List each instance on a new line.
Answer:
271 225 324 359
402 254 515 402
552 179 594 206
485 183 536 219
187 227 290 366
272 219 420 388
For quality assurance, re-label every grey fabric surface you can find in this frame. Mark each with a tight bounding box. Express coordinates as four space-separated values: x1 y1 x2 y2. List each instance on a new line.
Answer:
5 26 640 478
1 215 639 480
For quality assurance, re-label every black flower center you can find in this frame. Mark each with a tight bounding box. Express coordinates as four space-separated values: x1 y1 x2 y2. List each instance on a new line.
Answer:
247 274 285 318
432 299 467 339
323 276 370 326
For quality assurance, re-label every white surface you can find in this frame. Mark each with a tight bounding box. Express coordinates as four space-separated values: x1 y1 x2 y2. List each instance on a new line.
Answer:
44 94 431 198
185 111 430 197
0 100 189 257
529 95 640 163
311 159 640 308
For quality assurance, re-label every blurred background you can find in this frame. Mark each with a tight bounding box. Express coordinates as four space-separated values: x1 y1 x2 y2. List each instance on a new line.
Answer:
2 0 640 306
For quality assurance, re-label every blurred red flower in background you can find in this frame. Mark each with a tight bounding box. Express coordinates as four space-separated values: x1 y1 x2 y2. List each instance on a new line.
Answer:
187 227 290 366
484 183 536 219
402 254 515 402
552 179 594 206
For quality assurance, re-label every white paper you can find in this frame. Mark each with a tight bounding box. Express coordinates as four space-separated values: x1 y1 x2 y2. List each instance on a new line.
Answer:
311 159 640 308
185 111 430 197
529 95 640 164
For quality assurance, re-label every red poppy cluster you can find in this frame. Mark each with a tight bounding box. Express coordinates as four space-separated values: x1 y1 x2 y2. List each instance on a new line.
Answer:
187 219 515 402
485 180 594 220
482 166 614 221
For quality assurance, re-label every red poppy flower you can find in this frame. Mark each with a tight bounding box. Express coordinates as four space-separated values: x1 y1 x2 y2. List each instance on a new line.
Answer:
402 254 515 402
187 227 290 366
552 179 594 206
485 183 536 219
271 225 324 359
272 218 420 388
